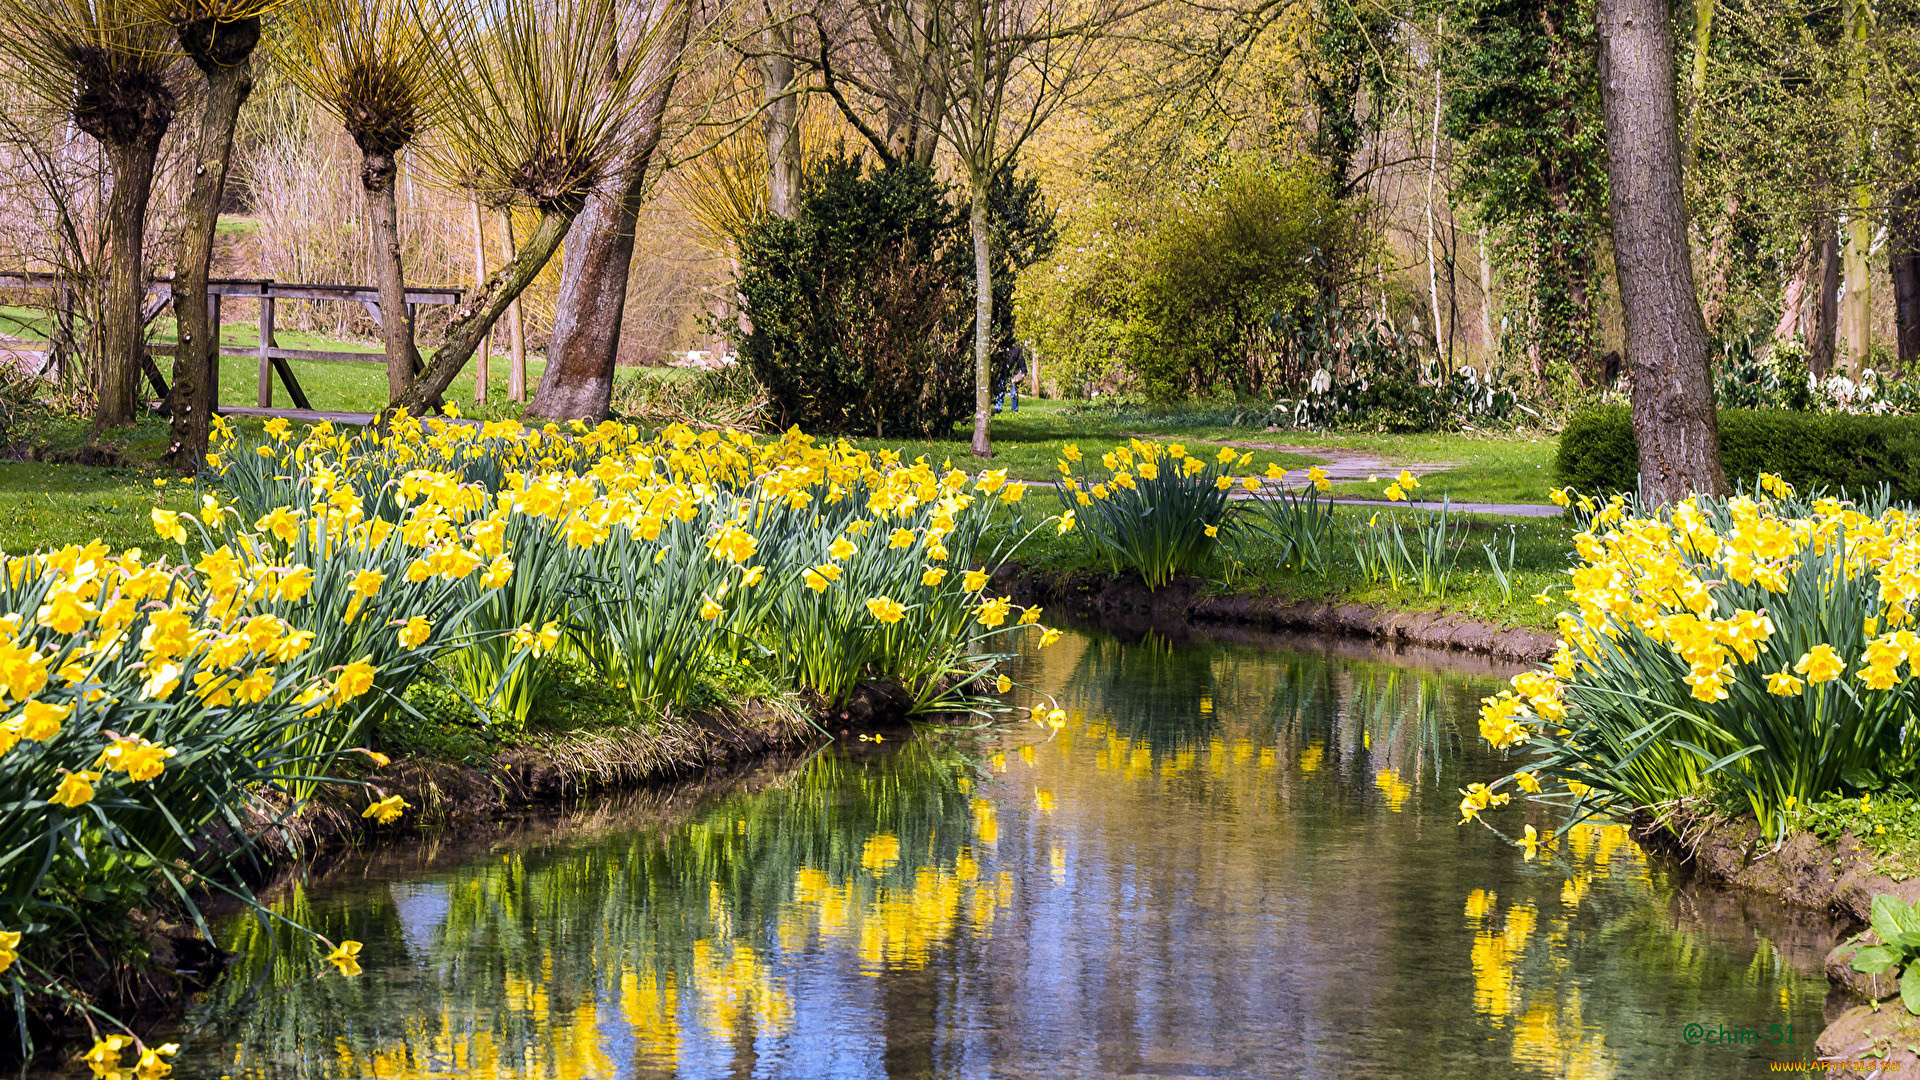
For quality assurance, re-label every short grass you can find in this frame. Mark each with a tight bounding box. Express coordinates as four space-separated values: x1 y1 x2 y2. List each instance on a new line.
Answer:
0 462 197 554
1308 432 1560 505
848 399 1320 483
173 319 549 416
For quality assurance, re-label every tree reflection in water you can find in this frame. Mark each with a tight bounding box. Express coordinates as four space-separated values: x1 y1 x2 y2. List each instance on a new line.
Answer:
182 629 1835 1080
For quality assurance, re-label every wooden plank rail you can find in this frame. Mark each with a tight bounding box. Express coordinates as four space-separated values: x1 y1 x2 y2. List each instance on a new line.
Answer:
0 272 465 417
0 273 462 306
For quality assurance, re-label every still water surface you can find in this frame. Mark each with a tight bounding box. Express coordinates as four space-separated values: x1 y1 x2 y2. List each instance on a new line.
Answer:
183 629 1838 1079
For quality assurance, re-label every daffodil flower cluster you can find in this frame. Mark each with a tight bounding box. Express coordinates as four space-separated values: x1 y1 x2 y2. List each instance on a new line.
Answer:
0 532 446 1013
1054 439 1279 588
1472 479 1920 840
210 415 1070 718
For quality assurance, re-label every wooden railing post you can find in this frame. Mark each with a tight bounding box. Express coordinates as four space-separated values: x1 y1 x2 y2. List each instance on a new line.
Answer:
207 292 222 409
257 287 275 408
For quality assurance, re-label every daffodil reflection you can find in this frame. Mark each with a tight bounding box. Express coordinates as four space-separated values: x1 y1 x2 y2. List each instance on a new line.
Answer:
186 630 1831 1080
192 740 1007 1079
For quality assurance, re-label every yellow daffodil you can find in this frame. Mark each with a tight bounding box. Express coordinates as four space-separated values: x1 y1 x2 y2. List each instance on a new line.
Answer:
49 770 100 808
361 794 409 825
324 939 364 977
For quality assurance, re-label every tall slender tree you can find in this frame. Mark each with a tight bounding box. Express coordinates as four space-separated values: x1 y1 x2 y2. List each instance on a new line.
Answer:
1596 0 1726 501
939 0 1119 456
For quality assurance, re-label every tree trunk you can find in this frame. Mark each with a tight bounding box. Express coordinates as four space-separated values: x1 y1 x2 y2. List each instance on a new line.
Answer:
470 197 490 402
527 23 682 423
1478 230 1498 361
525 179 644 421
362 149 424 403
1810 217 1841 377
389 207 575 416
1596 0 1726 503
165 19 258 469
968 184 993 458
503 212 526 401
1892 178 1920 370
1425 15 1447 370
761 49 800 218
95 140 162 434
1698 194 1738 333
1843 189 1874 372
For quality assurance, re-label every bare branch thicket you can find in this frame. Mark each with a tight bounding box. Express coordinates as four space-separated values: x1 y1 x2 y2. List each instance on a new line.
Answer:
0 0 185 431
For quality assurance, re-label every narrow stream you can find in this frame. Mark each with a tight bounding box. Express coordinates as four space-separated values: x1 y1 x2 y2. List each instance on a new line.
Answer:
180 629 1841 1079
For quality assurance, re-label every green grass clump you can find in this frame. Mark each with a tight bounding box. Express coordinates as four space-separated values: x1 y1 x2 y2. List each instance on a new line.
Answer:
1790 795 1920 881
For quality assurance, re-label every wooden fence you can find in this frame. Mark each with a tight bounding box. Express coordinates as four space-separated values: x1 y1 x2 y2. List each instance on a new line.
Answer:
0 273 462 412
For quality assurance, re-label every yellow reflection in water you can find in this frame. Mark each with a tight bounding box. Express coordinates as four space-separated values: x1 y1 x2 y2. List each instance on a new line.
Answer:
1462 823 1646 1080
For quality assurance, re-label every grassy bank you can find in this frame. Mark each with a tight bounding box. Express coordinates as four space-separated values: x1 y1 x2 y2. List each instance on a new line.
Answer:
1000 500 1570 631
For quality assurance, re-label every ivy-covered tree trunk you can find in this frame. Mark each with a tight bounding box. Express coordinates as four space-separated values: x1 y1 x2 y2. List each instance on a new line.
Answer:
1596 0 1726 502
1891 177 1920 370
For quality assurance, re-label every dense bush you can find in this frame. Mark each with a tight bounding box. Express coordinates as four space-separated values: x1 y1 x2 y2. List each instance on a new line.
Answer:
733 156 972 437
731 156 1053 437
1556 406 1920 501
1016 157 1368 402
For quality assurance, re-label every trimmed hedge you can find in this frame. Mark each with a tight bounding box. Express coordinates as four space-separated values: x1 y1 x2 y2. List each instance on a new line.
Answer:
1556 406 1920 502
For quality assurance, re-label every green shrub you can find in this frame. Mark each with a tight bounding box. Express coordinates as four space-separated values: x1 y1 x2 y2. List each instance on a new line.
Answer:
1126 161 1364 401
1556 406 1920 502
733 156 972 437
730 156 1054 437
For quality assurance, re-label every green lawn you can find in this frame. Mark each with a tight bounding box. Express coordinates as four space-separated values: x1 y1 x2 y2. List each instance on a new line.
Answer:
848 399 1320 482
0 462 196 555
175 319 549 415
1312 432 1560 505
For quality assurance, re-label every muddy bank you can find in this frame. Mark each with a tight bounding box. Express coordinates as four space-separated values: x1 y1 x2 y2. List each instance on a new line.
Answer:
1632 812 1909 929
995 562 1557 662
1635 812 1920 1074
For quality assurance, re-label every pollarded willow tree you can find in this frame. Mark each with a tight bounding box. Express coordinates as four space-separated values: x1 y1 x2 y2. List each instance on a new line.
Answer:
388 0 698 416
0 0 179 434
524 0 692 421
145 0 281 470
278 0 454 404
